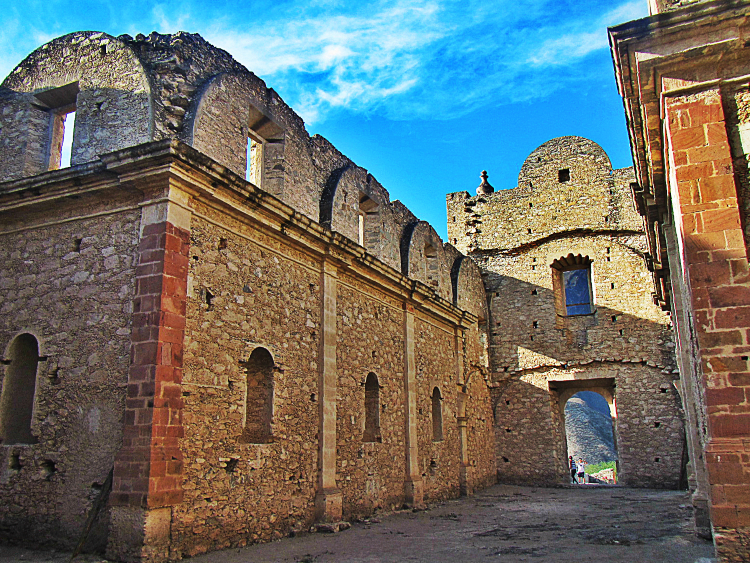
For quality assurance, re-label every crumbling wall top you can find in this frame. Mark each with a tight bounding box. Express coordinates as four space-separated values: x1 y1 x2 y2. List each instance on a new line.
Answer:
1 30 478 318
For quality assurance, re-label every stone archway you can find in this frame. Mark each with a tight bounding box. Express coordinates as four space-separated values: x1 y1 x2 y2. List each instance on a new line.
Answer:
549 378 619 483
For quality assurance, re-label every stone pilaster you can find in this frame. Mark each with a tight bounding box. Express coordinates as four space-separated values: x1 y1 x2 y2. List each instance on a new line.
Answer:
314 259 343 522
665 89 750 559
455 329 471 495
457 390 471 496
107 194 191 563
403 303 424 508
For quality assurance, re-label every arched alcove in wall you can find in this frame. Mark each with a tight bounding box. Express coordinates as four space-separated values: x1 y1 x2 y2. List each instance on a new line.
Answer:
0 333 41 445
363 372 381 443
240 347 275 444
1 31 151 180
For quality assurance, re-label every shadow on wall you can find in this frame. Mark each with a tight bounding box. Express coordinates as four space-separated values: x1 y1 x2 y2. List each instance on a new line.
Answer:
484 272 675 373
488 272 685 489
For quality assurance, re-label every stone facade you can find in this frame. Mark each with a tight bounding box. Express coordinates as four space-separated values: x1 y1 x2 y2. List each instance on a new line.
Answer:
0 32 495 562
611 1 750 559
447 137 684 488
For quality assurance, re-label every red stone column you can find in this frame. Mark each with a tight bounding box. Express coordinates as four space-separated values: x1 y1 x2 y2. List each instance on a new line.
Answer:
665 89 750 560
107 205 190 562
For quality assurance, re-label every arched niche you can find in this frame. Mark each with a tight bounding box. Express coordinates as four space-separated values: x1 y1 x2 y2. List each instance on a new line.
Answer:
363 372 381 443
401 221 451 300
0 31 151 180
431 387 443 442
187 72 286 195
0 333 41 445
240 346 275 444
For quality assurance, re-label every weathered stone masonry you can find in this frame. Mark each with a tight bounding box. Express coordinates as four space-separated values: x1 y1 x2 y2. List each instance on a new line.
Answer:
611 1 750 559
0 22 703 563
448 137 684 489
0 31 494 562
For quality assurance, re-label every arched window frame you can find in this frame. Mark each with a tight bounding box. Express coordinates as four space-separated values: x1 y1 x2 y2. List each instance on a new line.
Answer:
240 347 274 444
0 333 41 445
551 254 595 317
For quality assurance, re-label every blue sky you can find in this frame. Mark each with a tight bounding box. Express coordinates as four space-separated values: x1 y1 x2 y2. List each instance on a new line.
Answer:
0 0 648 239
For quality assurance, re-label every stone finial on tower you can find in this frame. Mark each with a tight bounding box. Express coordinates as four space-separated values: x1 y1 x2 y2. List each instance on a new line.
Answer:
477 170 494 195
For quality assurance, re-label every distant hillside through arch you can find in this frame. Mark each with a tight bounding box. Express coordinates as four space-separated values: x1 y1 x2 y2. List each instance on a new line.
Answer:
565 392 617 466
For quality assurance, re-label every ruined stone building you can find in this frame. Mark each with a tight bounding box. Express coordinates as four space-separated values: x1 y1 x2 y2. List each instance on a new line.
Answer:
611 0 750 560
0 31 496 562
0 16 713 563
447 137 684 489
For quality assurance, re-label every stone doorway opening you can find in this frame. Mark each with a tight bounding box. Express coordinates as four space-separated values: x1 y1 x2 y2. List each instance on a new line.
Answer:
550 378 619 484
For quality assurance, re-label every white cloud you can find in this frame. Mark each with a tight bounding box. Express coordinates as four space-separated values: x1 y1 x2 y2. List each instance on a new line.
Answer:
198 0 648 124
527 30 605 66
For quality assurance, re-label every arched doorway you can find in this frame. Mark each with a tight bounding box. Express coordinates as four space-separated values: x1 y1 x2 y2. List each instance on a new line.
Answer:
550 378 619 484
565 391 618 483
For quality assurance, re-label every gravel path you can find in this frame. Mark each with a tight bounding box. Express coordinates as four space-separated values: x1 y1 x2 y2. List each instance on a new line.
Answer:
0 484 716 563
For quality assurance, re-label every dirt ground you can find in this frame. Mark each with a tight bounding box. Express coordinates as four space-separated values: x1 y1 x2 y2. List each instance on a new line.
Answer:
0 484 716 563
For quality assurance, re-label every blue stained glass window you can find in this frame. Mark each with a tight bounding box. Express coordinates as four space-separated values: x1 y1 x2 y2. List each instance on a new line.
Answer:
563 268 592 315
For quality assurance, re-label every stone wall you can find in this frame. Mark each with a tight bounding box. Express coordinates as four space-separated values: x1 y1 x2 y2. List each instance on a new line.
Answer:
610 3 750 556
0 186 141 551
1 31 150 180
448 136 684 489
2 31 461 311
172 207 321 557
335 279 407 519
0 120 495 563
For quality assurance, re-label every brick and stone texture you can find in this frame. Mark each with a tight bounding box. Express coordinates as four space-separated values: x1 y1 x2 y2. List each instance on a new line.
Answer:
448 137 684 488
107 201 191 562
0 139 496 562
611 2 750 558
664 89 750 561
173 206 321 557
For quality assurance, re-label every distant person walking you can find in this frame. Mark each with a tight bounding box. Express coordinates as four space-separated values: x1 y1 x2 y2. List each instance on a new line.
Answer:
569 456 576 483
577 458 586 484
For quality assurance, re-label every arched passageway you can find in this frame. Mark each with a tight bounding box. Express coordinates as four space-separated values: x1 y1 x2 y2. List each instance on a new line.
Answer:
565 391 618 483
550 378 619 484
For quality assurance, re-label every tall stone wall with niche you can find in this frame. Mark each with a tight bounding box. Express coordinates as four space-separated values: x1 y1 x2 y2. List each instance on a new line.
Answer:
0 186 141 551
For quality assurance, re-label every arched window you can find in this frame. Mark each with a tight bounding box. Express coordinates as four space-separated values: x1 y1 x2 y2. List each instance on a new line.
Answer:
0 334 40 444
241 347 274 443
432 387 443 442
551 254 595 316
364 372 381 442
